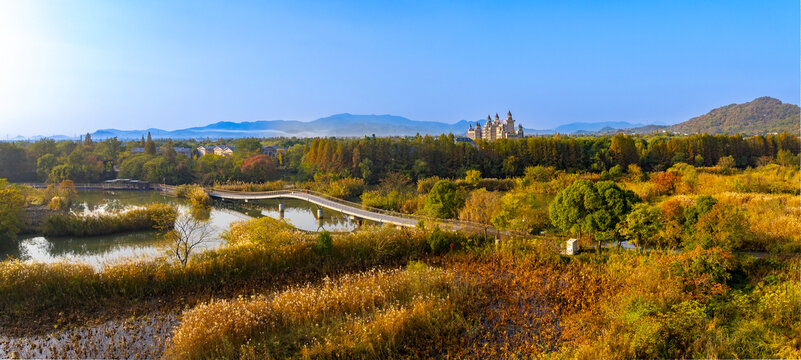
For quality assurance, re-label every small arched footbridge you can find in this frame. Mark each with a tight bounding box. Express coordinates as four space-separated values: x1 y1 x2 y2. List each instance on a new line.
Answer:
158 185 522 237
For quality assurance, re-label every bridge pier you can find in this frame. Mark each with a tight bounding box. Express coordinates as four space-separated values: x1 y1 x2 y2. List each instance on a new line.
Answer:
316 208 323 219
278 202 285 218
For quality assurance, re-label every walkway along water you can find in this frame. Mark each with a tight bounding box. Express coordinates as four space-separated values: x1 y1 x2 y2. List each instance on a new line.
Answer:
156 185 525 238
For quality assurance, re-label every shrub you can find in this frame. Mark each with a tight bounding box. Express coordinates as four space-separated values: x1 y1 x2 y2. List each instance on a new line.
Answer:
315 230 333 255
690 203 748 251
47 196 69 211
416 176 442 194
188 187 211 209
424 180 464 219
428 226 451 254
683 195 717 229
523 165 556 183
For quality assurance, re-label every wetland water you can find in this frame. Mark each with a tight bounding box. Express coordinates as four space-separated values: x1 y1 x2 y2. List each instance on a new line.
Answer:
0 190 372 266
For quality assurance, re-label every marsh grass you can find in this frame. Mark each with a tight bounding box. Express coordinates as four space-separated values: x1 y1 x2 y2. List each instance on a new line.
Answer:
168 263 471 359
40 203 176 237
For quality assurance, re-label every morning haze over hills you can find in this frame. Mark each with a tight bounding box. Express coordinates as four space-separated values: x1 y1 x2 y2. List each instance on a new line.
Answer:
9 96 799 141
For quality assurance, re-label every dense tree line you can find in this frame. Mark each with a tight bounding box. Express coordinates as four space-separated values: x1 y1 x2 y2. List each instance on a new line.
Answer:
0 132 797 184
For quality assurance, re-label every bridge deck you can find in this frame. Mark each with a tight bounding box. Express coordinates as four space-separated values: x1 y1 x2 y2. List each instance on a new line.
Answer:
209 189 420 228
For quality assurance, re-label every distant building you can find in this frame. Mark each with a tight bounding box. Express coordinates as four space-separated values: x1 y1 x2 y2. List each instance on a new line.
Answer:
197 145 235 156
467 111 524 141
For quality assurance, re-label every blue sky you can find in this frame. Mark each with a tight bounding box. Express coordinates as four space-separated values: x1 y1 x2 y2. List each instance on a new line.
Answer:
0 0 798 137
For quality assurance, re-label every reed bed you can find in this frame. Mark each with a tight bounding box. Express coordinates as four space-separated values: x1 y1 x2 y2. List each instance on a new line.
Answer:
40 203 175 237
213 180 286 192
168 263 470 359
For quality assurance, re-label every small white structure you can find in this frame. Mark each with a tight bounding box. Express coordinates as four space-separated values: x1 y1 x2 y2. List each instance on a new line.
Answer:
565 238 578 255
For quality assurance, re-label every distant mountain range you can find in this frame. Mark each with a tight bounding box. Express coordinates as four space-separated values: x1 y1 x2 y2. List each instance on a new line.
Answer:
83 115 644 140
7 97 796 141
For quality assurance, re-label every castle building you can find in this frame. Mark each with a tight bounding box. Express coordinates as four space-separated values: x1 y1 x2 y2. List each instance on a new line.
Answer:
467 111 524 141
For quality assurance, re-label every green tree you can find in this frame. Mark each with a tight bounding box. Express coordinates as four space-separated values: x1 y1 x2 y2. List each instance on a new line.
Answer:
458 188 500 229
776 149 799 167
691 204 747 251
609 133 639 167
235 138 262 154
523 165 555 184
48 164 80 183
716 155 735 172
0 180 25 245
145 132 157 156
119 155 151 180
464 169 482 188
549 180 638 253
619 203 662 250
424 180 464 219
163 139 177 163
36 154 58 181
95 137 123 161
684 195 717 229
30 138 57 159
492 190 551 235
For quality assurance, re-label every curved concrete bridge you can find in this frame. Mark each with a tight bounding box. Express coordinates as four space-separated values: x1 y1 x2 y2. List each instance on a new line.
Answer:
210 189 423 228
156 185 523 237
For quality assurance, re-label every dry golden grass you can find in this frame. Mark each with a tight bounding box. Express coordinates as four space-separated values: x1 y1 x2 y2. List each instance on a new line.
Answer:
168 263 468 359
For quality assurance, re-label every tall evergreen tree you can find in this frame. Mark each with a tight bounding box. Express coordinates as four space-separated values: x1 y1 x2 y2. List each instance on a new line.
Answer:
145 132 157 156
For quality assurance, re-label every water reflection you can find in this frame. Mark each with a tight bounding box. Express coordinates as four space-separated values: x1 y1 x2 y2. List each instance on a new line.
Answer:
2 190 374 266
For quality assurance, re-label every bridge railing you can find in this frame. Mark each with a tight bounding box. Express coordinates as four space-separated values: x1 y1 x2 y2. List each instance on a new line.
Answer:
207 187 527 237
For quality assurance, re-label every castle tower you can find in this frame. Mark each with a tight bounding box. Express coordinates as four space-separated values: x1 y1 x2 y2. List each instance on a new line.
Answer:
505 111 515 134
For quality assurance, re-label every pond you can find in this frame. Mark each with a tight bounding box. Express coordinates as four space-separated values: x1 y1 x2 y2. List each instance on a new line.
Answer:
1 190 372 267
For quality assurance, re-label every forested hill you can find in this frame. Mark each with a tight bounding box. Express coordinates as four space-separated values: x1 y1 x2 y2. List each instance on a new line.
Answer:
669 97 800 135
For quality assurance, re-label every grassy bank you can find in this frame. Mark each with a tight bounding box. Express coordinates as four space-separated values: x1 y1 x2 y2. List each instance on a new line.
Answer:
40 203 176 237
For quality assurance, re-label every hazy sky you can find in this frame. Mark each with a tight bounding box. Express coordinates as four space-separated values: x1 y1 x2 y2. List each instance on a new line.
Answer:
0 0 798 137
